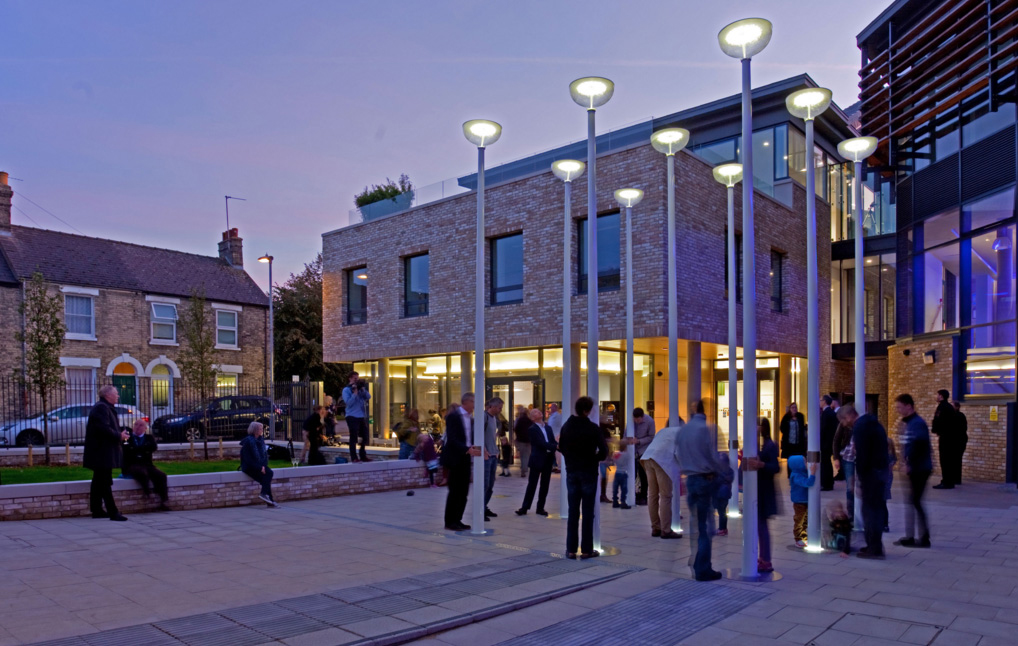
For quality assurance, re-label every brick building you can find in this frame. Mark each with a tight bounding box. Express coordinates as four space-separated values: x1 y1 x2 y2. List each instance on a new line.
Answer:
322 75 861 453
0 171 269 440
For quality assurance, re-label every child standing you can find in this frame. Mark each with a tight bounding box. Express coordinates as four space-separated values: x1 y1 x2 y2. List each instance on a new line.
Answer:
788 455 817 547
413 432 440 487
611 448 631 509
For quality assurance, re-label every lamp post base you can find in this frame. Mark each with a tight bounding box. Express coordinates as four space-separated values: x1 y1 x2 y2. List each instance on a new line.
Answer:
457 528 496 537
725 568 783 582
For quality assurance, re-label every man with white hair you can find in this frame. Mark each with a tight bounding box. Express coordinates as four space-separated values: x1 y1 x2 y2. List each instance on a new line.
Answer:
84 385 130 521
241 421 277 506
122 419 170 512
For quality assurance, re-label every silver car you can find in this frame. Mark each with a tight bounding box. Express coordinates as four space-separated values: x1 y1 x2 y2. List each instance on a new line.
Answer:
0 404 150 447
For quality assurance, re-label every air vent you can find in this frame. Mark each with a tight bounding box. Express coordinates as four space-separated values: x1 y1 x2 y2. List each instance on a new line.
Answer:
914 153 960 218
962 124 1016 202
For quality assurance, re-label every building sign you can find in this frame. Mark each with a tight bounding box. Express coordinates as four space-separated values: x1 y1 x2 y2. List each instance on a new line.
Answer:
990 406 999 422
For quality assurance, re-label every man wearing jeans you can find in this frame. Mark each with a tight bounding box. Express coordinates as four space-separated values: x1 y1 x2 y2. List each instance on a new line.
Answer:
676 401 724 581
558 396 609 559
342 372 371 462
483 397 504 521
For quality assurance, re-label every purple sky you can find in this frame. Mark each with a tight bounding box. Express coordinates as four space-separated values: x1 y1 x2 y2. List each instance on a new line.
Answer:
0 0 891 289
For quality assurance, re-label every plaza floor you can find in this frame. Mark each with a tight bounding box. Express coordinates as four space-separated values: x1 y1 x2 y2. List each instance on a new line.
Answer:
0 468 1017 646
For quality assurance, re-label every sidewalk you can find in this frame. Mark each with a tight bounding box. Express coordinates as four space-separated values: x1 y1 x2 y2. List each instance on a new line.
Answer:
0 467 1015 646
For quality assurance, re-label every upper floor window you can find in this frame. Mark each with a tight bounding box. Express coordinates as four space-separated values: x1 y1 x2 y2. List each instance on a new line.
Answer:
770 251 783 312
578 213 621 293
491 234 523 305
151 303 178 342
216 310 239 347
404 254 430 317
64 294 94 339
347 267 368 324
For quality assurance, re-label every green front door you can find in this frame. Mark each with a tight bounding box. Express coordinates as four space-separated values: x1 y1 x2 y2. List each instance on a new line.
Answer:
112 376 137 406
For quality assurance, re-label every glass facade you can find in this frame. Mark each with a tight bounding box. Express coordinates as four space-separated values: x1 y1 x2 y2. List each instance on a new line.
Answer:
578 213 621 293
491 234 523 304
831 254 897 343
404 254 429 317
691 125 790 199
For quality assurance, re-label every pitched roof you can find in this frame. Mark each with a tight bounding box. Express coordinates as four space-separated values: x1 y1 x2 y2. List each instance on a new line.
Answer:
0 226 267 307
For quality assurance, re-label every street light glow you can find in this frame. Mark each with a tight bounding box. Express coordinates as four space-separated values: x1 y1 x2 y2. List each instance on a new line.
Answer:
551 159 586 182
650 127 690 156
258 254 273 263
569 76 615 109
837 136 878 162
712 163 744 187
462 119 503 147
718 18 772 59
794 91 825 108
614 188 644 207
725 23 762 46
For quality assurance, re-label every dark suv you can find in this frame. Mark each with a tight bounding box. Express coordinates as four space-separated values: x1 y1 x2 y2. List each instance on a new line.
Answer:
152 396 279 443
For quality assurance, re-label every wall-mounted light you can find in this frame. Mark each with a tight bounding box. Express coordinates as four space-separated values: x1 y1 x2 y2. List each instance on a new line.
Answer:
923 350 936 365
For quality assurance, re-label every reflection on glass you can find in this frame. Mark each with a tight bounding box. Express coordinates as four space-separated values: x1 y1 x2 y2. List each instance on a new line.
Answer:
579 213 621 293
970 224 1015 328
966 323 1016 396
923 209 960 249
923 242 961 332
966 188 1015 232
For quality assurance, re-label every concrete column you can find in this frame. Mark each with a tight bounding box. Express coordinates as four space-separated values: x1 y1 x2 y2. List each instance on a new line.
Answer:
378 358 389 442
460 352 472 400
570 343 582 402
686 342 702 417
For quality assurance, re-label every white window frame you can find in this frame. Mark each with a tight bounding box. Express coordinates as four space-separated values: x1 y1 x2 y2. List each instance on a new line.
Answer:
215 309 239 350
150 302 179 345
63 294 96 341
64 366 96 407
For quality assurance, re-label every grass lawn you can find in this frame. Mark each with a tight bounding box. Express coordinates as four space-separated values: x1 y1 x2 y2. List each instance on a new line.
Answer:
0 460 292 485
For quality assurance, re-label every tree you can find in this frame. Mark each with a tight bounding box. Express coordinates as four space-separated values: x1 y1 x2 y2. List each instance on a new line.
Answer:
16 272 65 464
273 253 349 396
177 287 218 456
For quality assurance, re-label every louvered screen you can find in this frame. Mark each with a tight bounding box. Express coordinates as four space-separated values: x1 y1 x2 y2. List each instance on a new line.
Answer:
961 124 1016 201
913 153 960 217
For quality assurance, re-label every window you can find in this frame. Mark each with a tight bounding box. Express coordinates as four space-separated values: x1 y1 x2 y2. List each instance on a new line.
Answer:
922 242 961 332
150 303 177 342
216 310 239 347
404 254 430 317
724 232 742 303
961 93 1016 146
64 295 94 338
770 251 783 312
692 138 737 166
831 254 896 343
491 234 524 304
216 375 238 394
922 209 960 249
65 367 95 406
966 189 1015 232
578 213 621 293
347 267 368 324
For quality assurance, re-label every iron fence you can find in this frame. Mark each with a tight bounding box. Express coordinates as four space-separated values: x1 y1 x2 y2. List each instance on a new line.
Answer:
0 376 324 448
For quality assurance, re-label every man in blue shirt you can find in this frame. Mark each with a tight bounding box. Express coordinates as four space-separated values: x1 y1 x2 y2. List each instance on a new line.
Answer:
894 394 932 549
342 372 372 462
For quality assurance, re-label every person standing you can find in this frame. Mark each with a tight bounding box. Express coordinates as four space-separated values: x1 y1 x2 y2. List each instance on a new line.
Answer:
676 401 726 581
342 372 372 463
442 393 482 531
932 389 959 489
516 408 557 516
84 385 130 521
744 417 780 574
240 422 277 506
951 400 968 485
780 403 807 473
819 395 839 491
558 396 609 559
483 398 504 520
833 417 856 521
396 409 421 460
513 406 532 479
122 419 170 512
303 405 327 466
838 404 889 559
547 403 563 435
639 421 682 539
631 408 655 505
894 394 932 548
787 456 816 548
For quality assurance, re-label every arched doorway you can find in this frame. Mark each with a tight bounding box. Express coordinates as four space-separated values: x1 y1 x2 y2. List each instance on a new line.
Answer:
112 362 138 407
151 364 173 419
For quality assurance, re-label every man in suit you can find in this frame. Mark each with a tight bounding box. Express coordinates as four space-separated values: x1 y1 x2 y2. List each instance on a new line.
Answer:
558 396 609 559
442 392 482 531
122 419 170 511
84 385 130 521
839 403 888 559
932 389 960 489
819 395 839 491
515 407 558 516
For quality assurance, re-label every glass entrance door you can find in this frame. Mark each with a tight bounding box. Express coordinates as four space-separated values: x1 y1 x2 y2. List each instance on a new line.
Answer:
486 377 544 422
715 369 779 450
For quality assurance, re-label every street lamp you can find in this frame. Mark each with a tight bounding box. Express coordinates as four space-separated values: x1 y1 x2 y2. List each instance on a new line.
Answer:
787 87 833 552
712 163 743 520
838 135 877 532
615 188 643 510
258 254 275 441
719 15 772 581
651 128 690 432
464 118 502 536
552 159 585 517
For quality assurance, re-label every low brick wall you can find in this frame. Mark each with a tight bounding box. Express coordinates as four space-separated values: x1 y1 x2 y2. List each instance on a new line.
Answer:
0 459 429 521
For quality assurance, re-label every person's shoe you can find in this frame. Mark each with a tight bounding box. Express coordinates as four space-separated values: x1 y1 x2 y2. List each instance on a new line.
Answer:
600 495 611 503
716 529 728 537
612 501 620 508
917 535 932 548
536 509 549 516
651 529 661 537
259 493 275 506
157 503 171 512
894 537 916 547
757 561 774 573
485 508 498 518
444 524 461 531
660 531 682 539
933 483 953 489
580 550 600 559
350 457 360 463
566 552 577 559
857 550 884 559
515 509 527 516
795 540 807 548
109 514 128 522
636 498 648 506
91 511 109 519
360 457 372 463
696 570 723 581
619 503 631 510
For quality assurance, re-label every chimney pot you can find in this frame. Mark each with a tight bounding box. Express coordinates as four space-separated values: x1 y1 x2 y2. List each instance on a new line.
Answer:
0 170 12 235
218 229 244 268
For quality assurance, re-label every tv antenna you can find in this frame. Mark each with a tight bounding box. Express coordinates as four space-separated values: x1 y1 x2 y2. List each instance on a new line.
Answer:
225 195 246 230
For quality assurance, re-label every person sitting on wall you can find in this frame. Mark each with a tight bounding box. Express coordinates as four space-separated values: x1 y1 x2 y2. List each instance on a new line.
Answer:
122 420 170 512
241 421 277 507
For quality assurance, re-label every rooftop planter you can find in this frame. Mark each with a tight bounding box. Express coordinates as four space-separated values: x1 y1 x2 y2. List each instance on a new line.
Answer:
355 174 414 221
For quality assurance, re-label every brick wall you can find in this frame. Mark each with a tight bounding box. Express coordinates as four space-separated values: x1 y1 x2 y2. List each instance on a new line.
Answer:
0 285 24 418
827 357 891 430
887 335 1008 483
0 460 428 521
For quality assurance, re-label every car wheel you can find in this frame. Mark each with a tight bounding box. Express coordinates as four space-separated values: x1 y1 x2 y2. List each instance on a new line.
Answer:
184 426 203 442
17 430 45 447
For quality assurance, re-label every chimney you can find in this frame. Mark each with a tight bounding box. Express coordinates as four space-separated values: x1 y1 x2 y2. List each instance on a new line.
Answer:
218 227 243 268
0 172 12 236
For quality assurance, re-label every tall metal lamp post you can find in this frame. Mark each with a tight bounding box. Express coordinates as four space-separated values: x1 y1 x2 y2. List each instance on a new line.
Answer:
711 163 743 518
650 127 690 431
615 188 644 510
837 135 878 531
552 159 586 517
463 118 502 536
719 16 772 581
786 87 833 551
258 254 275 440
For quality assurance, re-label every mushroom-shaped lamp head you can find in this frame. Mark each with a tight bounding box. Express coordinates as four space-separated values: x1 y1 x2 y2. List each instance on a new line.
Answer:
614 188 644 208
650 128 690 156
569 77 615 110
718 18 773 59
837 136 879 163
786 88 832 121
463 119 502 148
712 163 744 188
551 159 586 182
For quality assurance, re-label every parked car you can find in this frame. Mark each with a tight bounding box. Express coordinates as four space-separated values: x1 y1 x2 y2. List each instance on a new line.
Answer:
151 395 281 443
0 404 149 447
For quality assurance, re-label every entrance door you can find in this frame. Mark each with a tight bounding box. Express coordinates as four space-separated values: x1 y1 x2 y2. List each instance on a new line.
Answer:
486 377 544 431
715 368 779 449
151 364 173 419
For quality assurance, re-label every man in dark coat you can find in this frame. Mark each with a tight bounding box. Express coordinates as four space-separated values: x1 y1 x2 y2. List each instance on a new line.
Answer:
932 389 959 489
839 404 888 559
515 408 558 516
557 396 609 559
951 400 969 485
442 393 482 531
819 395 839 491
122 420 170 511
84 385 129 521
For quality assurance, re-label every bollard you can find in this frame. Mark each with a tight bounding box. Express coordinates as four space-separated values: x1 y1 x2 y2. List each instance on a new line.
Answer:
189 438 195 460
65 443 71 466
27 443 33 467
218 437 223 461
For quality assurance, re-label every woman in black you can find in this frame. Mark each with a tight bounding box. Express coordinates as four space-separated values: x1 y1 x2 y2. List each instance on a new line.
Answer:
745 417 780 573
303 405 327 466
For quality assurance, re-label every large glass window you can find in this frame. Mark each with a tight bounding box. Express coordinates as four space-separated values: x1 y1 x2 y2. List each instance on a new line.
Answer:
404 254 429 317
966 322 1016 396
831 254 896 343
970 224 1015 329
64 295 94 337
215 310 239 347
578 213 621 293
967 188 1015 232
694 138 737 166
922 242 961 332
922 209 960 249
788 127 807 187
347 267 367 324
491 233 524 304
151 302 177 342
962 91 1016 146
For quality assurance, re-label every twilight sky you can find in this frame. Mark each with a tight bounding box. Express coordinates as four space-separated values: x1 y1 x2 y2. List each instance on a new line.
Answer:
0 0 891 289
